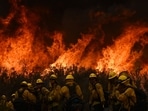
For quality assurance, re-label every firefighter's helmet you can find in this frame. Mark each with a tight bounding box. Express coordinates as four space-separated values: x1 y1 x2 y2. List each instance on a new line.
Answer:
21 81 27 86
89 73 97 78
1 95 6 100
108 71 117 79
36 78 43 84
119 71 129 78
27 83 32 86
50 74 57 79
118 75 130 84
11 93 15 97
119 71 136 87
65 74 74 80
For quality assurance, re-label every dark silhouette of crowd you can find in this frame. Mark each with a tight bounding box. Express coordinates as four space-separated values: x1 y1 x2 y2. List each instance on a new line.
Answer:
0 65 147 111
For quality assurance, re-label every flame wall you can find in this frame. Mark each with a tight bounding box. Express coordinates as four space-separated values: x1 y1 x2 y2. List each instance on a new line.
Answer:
0 0 147 75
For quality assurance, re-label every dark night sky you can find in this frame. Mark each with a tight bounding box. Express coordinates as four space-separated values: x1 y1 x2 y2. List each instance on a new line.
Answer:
0 0 148 45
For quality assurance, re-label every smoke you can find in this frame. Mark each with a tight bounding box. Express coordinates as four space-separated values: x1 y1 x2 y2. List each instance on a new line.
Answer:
1 0 148 42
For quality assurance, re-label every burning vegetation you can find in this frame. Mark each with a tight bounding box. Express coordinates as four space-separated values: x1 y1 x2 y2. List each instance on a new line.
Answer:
0 0 147 100
0 0 147 76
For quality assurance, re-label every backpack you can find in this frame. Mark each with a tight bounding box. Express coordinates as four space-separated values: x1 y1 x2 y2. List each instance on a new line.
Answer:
65 83 83 111
13 89 28 110
132 88 147 111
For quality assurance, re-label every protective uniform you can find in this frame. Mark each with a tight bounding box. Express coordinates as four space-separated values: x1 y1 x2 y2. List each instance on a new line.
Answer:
27 83 34 93
61 74 83 100
0 95 8 111
7 94 15 111
27 83 36 111
7 101 15 111
14 81 36 111
48 74 62 111
61 74 83 111
15 81 36 103
115 74 136 111
88 73 105 111
34 78 49 111
107 71 120 111
108 71 118 92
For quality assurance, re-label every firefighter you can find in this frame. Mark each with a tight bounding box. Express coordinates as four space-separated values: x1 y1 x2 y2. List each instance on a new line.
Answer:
11 94 15 103
61 74 83 111
88 73 105 111
13 81 36 111
34 78 49 111
27 83 36 111
107 71 121 111
115 74 136 111
0 94 9 111
27 83 35 93
48 74 62 111
6 94 15 111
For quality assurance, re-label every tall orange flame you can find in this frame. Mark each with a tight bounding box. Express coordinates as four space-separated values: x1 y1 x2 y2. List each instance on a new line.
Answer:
0 0 147 76
96 26 148 73
52 34 93 68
